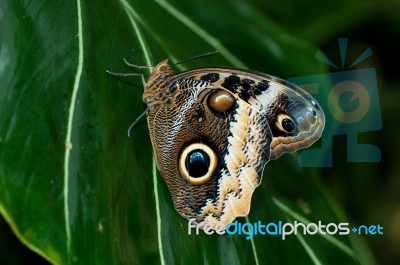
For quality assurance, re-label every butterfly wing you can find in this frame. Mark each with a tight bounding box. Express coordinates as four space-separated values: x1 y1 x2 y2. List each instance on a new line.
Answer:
146 64 324 229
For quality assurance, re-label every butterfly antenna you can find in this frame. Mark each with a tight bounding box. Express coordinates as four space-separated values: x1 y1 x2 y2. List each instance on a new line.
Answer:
173 51 219 66
123 58 154 70
106 70 142 77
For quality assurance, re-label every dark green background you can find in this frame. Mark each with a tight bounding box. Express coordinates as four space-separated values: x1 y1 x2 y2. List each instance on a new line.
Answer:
0 0 399 264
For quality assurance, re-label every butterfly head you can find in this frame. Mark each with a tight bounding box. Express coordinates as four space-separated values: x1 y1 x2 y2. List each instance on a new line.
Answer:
143 59 174 106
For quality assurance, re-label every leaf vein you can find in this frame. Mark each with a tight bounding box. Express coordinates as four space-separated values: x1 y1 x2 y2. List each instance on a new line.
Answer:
245 216 260 265
63 0 84 254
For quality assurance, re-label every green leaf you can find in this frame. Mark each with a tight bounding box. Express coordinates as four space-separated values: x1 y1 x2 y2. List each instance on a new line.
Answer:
248 0 380 43
0 0 372 264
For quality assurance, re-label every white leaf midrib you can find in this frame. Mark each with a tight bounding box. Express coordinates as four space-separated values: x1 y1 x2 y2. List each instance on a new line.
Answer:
64 0 84 255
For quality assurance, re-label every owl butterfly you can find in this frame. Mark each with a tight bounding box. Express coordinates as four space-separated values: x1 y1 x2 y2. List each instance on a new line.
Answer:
115 55 325 229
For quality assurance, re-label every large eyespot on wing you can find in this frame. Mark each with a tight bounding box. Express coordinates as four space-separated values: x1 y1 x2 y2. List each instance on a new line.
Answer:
179 143 218 185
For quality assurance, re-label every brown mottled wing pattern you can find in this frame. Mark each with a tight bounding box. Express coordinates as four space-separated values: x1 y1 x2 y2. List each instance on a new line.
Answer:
145 63 325 229
147 78 271 228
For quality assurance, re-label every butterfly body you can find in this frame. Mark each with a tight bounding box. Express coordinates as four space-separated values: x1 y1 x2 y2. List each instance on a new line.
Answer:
141 59 325 228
